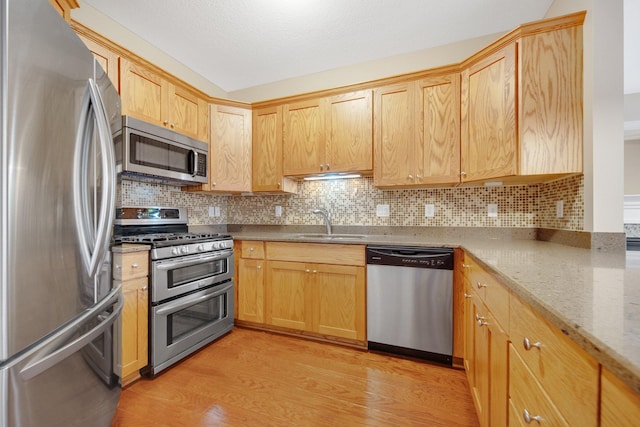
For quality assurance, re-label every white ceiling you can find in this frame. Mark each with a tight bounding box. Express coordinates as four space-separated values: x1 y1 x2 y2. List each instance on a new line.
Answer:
83 0 559 93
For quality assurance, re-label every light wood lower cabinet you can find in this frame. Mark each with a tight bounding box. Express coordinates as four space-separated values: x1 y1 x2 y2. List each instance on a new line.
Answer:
113 246 149 386
601 367 640 427
235 241 366 345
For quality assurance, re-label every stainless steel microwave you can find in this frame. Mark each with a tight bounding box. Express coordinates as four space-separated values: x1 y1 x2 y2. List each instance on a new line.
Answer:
115 116 208 185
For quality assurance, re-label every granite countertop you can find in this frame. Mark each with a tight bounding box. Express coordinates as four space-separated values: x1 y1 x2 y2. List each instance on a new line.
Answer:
229 229 640 394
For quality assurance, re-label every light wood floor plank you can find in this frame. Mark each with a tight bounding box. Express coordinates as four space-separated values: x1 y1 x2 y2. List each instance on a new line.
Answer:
111 328 479 426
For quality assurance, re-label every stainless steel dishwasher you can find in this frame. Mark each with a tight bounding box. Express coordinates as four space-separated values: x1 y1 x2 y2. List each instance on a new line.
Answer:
366 245 454 365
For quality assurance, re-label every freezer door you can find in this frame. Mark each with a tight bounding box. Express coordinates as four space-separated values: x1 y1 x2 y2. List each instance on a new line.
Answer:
3 285 122 427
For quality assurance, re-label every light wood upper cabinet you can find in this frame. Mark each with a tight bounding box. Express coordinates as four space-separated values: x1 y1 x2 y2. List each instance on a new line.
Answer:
252 106 297 193
374 82 415 187
120 58 208 142
325 90 373 173
76 34 120 90
208 104 252 192
283 90 373 176
518 26 583 176
374 75 460 188
461 44 517 183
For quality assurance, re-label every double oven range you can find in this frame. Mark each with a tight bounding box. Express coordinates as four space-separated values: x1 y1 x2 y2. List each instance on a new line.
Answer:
115 207 234 376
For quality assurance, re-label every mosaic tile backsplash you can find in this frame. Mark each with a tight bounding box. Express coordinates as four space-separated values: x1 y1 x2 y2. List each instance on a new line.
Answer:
119 175 585 231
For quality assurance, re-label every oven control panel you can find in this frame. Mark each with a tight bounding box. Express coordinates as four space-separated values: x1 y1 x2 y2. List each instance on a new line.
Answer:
153 239 234 260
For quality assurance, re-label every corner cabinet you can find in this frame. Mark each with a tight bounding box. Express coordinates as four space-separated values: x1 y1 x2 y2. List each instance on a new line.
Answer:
120 58 208 142
282 90 373 176
112 245 149 387
252 106 297 193
374 74 461 188
461 17 583 184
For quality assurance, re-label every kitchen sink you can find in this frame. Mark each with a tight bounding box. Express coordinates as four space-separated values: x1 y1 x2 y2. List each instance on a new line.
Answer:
291 233 367 240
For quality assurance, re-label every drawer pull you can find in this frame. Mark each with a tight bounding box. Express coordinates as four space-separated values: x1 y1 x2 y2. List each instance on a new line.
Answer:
523 409 543 424
476 281 487 289
305 269 310 273
257 265 261 270
523 337 542 351
131 263 139 269
462 263 471 269
464 293 472 299
141 286 148 291
475 314 487 326
249 247 254 252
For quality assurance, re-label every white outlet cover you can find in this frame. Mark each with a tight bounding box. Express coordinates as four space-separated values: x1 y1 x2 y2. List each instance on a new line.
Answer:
556 200 564 218
376 204 390 217
425 204 435 218
214 206 221 217
488 204 498 218
275 205 282 217
208 206 215 217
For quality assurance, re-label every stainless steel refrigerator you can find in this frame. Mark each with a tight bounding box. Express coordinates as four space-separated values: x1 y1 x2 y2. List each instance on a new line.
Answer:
0 1 122 426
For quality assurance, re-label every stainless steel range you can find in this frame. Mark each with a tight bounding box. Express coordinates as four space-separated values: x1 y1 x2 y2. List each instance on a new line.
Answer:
115 207 234 376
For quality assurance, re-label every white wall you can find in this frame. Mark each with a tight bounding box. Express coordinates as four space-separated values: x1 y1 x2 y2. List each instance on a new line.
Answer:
546 0 624 233
71 0 230 99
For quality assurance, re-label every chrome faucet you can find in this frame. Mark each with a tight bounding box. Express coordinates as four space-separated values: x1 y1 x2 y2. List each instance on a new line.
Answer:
311 208 332 235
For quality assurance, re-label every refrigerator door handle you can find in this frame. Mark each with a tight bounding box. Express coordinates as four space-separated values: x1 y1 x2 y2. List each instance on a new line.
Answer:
73 79 117 279
19 284 123 380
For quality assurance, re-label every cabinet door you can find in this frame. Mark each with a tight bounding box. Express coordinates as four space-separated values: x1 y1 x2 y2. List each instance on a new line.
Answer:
283 99 326 175
487 312 508 427
461 44 517 183
311 264 365 341
77 34 119 90
373 82 415 186
166 83 208 141
326 90 373 173
120 58 164 127
601 368 640 427
265 261 311 331
471 297 490 427
237 259 265 323
121 277 148 379
253 106 285 191
463 281 475 375
416 75 460 185
209 104 252 192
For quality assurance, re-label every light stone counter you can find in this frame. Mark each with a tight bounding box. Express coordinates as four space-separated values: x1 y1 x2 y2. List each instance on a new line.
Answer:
111 243 151 254
229 229 640 394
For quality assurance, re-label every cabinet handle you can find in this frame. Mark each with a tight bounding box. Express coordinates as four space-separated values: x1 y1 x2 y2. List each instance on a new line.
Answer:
462 263 471 269
523 409 543 424
464 293 472 299
212 182 217 187
115 265 121 270
277 182 281 188
408 174 414 180
305 269 310 273
257 265 261 270
249 247 254 252
523 337 542 351
320 164 324 171
460 171 467 177
170 123 175 128
416 174 422 179
141 286 148 291
131 263 139 269
312 270 317 273
476 281 487 289
326 164 330 171
163 120 169 125
475 314 487 326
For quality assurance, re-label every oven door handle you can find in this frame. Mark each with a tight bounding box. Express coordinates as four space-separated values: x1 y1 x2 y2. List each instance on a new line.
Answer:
155 250 233 271
155 282 233 316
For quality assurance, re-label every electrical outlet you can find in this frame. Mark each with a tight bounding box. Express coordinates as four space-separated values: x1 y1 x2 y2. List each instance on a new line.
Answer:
556 200 564 218
275 205 282 217
488 204 498 218
208 206 215 217
424 204 435 218
214 206 221 217
376 204 390 217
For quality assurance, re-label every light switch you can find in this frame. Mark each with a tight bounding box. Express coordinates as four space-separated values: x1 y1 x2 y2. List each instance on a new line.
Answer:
208 206 215 217
275 205 282 217
488 204 498 218
214 206 221 217
556 200 564 218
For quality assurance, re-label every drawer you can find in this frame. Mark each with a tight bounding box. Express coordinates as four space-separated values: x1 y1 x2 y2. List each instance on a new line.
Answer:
241 241 265 259
266 242 365 266
113 251 149 281
510 293 598 426
509 346 569 427
462 254 509 330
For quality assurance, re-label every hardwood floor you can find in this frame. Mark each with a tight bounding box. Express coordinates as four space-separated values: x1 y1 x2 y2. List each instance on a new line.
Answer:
111 328 479 426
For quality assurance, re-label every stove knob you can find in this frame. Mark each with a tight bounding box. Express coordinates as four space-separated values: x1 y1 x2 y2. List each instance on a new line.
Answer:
171 248 179 256
181 246 188 254
197 244 205 251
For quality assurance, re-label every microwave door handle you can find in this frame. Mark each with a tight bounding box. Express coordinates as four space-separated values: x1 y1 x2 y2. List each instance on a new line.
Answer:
155 282 233 316
191 150 198 177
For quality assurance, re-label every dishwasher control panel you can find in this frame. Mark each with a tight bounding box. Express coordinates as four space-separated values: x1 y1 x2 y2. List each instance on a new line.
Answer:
366 246 453 270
